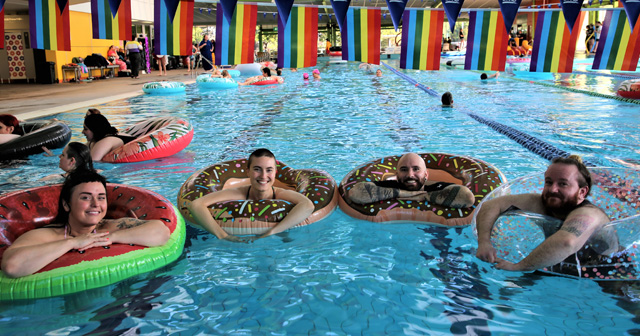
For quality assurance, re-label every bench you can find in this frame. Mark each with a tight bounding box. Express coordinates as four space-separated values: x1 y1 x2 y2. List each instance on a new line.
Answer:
87 64 121 78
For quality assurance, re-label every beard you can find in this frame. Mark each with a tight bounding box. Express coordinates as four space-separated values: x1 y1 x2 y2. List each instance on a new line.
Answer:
541 190 582 218
399 176 424 191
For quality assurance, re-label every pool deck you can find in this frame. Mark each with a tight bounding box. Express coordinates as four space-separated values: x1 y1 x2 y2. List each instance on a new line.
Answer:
0 68 197 120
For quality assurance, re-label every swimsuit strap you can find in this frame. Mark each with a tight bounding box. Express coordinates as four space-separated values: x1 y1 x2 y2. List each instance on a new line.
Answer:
246 186 276 200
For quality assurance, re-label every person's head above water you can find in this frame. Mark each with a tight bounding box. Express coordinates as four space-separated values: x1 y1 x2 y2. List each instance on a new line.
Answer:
0 114 20 135
375 69 382 77
59 142 95 173
396 153 429 191
303 73 309 80
480 73 488 80
542 155 592 215
247 148 277 194
262 67 271 77
56 169 108 225
441 92 453 106
83 109 118 143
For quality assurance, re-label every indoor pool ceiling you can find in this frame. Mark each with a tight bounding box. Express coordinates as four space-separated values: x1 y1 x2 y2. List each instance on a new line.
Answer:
4 0 537 27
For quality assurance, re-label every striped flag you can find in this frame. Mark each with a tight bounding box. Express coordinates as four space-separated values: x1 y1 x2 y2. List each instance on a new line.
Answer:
530 10 584 73
400 9 444 70
154 0 194 56
215 3 257 65
28 0 71 51
342 7 381 64
277 6 319 69
91 0 131 40
464 10 508 71
593 9 640 71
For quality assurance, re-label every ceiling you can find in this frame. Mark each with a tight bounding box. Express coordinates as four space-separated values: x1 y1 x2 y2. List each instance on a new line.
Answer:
4 0 536 28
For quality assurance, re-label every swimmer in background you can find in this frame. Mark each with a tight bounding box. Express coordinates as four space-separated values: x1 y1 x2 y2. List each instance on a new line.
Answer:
476 155 619 272
210 69 223 78
312 69 321 80
441 92 453 107
83 109 137 161
375 69 383 77
221 70 233 79
239 67 272 85
1 170 170 278
187 148 314 243
302 73 309 81
0 114 23 145
480 72 499 80
40 142 97 181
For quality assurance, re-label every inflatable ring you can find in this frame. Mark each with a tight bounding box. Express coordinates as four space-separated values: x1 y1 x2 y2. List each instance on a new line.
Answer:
196 75 238 90
0 183 186 300
473 167 640 281
177 159 338 235
0 120 71 161
617 79 640 99
101 116 193 163
250 78 280 86
225 69 241 78
338 153 506 226
142 81 186 94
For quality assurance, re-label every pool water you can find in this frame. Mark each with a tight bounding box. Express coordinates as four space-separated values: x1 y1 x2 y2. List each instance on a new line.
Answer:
1 59 640 334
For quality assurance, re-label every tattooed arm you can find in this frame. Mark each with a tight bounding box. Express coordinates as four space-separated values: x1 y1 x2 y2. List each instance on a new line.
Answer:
101 218 170 247
425 184 475 208
347 182 427 204
495 206 609 271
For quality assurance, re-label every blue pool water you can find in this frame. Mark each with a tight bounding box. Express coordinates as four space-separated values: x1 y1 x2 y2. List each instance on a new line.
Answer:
1 59 640 334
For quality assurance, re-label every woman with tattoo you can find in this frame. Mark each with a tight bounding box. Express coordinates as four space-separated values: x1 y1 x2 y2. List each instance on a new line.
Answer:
1 170 170 278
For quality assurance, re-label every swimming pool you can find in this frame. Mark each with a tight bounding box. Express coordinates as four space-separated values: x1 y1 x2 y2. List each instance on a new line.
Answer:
1 59 640 334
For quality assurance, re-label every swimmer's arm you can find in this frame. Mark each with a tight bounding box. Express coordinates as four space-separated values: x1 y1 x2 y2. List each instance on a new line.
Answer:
496 208 603 272
475 194 541 263
90 137 122 161
256 189 314 238
347 182 423 204
1 229 109 278
187 188 247 240
102 218 170 247
426 184 475 208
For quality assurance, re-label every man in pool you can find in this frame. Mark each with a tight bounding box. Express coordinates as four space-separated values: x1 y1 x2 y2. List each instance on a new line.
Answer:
475 155 619 272
441 92 453 107
480 72 499 80
187 148 314 243
347 153 475 208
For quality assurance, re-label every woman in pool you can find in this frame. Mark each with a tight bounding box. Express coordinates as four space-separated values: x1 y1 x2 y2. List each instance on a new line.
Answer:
187 148 314 243
83 109 136 161
0 114 23 145
1 170 170 278
41 142 96 181
312 69 321 80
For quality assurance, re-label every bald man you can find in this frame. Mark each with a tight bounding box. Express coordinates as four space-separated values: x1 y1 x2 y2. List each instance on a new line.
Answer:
347 153 475 208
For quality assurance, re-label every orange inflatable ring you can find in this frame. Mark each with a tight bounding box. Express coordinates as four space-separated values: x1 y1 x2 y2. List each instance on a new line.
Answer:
0 183 186 300
338 153 506 226
178 159 338 235
617 79 640 99
101 116 193 163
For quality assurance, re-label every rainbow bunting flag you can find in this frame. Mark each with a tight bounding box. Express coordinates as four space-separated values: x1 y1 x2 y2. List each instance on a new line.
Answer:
91 0 132 40
277 6 319 69
154 0 194 56
593 9 640 71
28 0 71 51
400 9 444 70
215 2 257 65
530 10 584 73
464 10 508 71
342 7 381 64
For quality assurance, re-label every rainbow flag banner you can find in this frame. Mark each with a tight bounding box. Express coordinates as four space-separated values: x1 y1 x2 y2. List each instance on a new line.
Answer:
530 10 584 73
28 0 71 51
342 7 381 64
593 9 640 71
400 9 444 70
277 6 319 69
215 2 257 65
464 10 508 71
154 0 194 56
91 0 131 40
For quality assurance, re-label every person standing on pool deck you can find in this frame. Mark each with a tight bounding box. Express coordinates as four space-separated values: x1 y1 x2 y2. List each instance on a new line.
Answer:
475 155 619 272
1 170 170 278
187 148 314 243
347 153 475 208
124 37 142 79
199 34 214 72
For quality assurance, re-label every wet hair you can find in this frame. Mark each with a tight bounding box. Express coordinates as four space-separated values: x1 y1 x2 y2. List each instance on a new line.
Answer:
55 170 107 224
0 114 22 135
65 142 95 173
247 148 276 168
441 92 453 106
221 70 230 77
84 109 118 142
276 68 282 76
551 155 592 197
262 67 271 77
480 73 488 80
